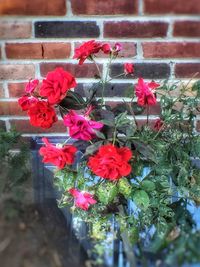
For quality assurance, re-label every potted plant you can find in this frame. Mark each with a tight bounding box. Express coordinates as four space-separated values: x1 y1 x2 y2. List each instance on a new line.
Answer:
19 40 200 267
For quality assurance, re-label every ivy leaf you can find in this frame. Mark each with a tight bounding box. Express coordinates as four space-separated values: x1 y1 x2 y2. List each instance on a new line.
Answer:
141 180 156 192
132 190 150 210
118 178 132 198
97 182 118 205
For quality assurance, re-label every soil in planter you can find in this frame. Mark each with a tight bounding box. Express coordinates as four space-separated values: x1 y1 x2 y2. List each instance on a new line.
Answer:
0 203 87 267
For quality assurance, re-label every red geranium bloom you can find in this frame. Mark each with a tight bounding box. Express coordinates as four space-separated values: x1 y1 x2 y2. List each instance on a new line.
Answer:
25 79 39 94
124 63 134 75
69 188 97 210
101 43 112 54
39 138 77 169
63 110 103 141
87 144 132 181
154 118 164 131
135 78 160 106
40 67 77 105
18 95 39 111
114 43 122 52
73 40 102 65
28 101 57 129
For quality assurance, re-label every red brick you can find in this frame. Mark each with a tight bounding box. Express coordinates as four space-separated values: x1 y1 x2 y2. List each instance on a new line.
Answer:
0 84 5 98
0 101 24 116
175 64 200 78
8 82 27 97
0 21 32 39
173 21 200 37
40 63 103 78
144 0 200 14
104 21 168 38
10 120 66 134
6 43 71 59
142 42 200 58
196 121 200 132
71 0 138 15
0 64 35 80
0 0 66 15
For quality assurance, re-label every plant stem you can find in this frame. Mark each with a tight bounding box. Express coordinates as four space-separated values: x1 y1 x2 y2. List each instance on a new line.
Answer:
146 105 149 125
117 205 137 267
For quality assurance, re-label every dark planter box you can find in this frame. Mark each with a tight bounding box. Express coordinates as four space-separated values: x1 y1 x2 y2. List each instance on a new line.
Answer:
31 137 200 267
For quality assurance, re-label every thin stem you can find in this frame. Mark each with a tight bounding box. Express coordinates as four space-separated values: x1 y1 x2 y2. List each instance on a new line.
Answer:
146 105 149 126
62 136 71 145
101 54 113 106
93 58 102 79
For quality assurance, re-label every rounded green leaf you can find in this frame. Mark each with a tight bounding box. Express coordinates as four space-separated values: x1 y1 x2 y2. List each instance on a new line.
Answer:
132 190 150 210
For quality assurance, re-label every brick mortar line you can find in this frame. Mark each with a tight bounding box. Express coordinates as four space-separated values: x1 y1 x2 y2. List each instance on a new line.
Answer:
1 59 200 64
1 38 200 43
1 16 200 21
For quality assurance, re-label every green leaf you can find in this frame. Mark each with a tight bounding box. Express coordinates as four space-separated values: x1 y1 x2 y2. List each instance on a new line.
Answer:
141 180 156 192
59 91 86 110
93 129 106 139
97 182 118 205
118 178 132 198
132 190 150 210
133 141 157 163
84 141 103 156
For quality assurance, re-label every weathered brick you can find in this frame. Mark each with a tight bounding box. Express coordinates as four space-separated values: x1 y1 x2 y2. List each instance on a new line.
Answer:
0 0 66 15
173 21 200 37
0 120 6 131
110 63 170 79
104 21 168 38
40 63 102 78
0 101 24 116
0 21 32 39
0 84 5 98
8 82 27 97
144 0 200 14
0 64 35 80
75 83 133 97
6 43 71 59
35 21 100 38
175 63 200 78
71 0 138 15
10 120 66 134
142 42 200 58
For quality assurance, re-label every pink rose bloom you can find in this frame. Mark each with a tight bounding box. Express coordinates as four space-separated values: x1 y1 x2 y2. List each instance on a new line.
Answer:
18 95 39 111
114 43 122 52
63 110 103 141
124 63 134 75
135 78 160 106
25 79 39 94
69 188 97 210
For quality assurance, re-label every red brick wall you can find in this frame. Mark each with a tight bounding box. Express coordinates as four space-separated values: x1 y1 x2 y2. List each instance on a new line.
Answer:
0 0 200 136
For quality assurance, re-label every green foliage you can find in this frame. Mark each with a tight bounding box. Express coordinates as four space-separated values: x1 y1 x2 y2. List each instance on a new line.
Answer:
0 128 30 218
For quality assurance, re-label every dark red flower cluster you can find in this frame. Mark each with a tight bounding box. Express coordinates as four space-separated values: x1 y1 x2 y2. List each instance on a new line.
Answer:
18 68 76 129
87 144 132 181
39 138 77 169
